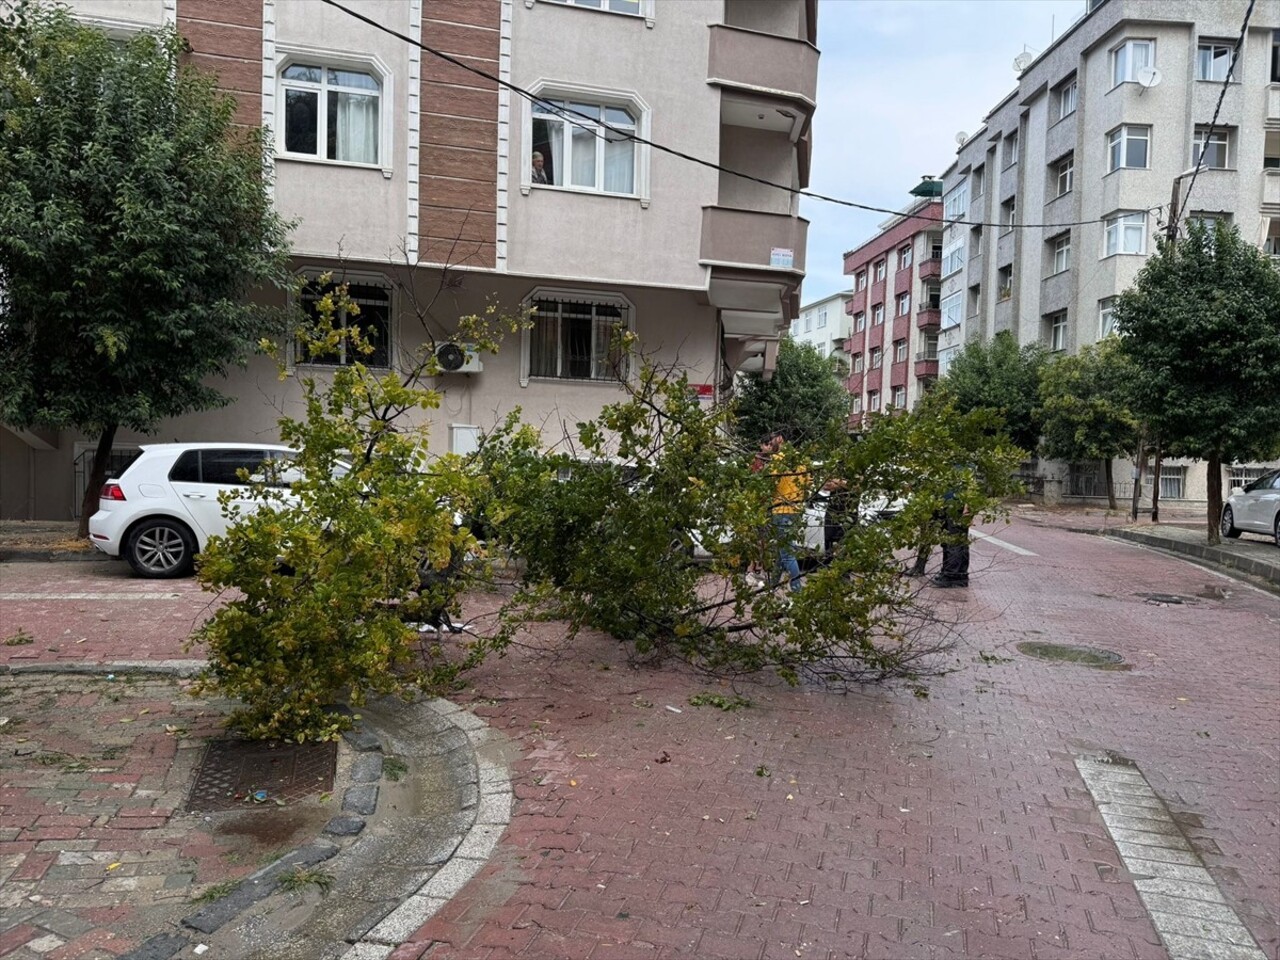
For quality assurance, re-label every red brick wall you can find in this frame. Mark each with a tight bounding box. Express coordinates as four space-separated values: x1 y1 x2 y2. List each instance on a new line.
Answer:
419 0 500 269
177 0 262 127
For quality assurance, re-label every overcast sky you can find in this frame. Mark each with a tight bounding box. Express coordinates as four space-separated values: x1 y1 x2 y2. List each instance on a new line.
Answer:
800 0 1087 304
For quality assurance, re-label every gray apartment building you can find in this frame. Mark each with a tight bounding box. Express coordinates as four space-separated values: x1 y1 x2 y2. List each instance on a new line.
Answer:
937 0 1280 504
1 0 818 520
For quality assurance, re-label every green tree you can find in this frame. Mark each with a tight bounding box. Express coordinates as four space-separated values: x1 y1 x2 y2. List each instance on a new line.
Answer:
0 3 291 533
1114 220 1280 543
1037 338 1139 511
935 331 1048 452
733 338 850 445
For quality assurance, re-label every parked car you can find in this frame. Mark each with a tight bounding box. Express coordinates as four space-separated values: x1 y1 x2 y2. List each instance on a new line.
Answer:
1221 469 1280 546
89 443 301 578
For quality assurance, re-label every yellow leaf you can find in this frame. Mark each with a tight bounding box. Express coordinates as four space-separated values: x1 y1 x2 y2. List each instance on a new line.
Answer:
786 794 794 801
106 862 122 871
569 779 578 787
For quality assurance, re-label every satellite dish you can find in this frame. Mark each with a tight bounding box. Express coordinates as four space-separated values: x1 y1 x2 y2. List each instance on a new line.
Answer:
1137 66 1162 88
955 131 969 146
1013 52 1035 73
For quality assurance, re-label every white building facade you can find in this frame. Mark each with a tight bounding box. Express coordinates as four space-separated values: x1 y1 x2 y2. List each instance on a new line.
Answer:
790 292 851 359
1 0 819 520
938 0 1280 505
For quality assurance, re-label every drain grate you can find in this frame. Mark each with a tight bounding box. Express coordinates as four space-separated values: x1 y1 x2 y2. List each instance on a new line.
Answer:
186 739 337 813
1016 641 1125 668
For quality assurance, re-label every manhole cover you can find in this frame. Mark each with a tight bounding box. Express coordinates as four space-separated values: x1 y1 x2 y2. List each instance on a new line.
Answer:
1015 641 1126 668
186 739 337 812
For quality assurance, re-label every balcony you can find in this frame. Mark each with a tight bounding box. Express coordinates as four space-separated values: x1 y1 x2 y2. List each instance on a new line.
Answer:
1263 170 1280 214
708 24 818 113
914 354 939 378
916 308 941 330
700 206 808 274
917 257 942 281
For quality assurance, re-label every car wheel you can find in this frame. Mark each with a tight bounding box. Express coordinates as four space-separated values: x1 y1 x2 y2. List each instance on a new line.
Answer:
125 518 196 578
1220 506 1241 540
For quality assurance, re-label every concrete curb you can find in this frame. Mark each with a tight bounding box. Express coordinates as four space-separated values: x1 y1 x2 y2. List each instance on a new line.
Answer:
1105 529 1280 588
0 660 206 677
0 549 109 563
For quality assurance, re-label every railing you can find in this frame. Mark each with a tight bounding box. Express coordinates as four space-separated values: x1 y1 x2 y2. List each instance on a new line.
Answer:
915 350 938 361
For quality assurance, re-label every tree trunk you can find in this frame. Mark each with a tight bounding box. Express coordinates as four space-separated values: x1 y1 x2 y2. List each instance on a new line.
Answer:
1150 444 1163 523
77 425 117 538
1205 452 1222 545
1104 458 1117 511
1129 432 1144 522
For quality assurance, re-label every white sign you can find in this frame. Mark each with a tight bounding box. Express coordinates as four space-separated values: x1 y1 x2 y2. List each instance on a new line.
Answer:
770 247 794 268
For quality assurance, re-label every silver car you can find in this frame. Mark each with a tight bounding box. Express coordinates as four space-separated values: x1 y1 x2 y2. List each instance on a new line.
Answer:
1221 469 1280 546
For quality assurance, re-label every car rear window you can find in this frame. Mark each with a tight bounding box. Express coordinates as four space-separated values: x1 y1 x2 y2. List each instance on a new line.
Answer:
169 449 272 485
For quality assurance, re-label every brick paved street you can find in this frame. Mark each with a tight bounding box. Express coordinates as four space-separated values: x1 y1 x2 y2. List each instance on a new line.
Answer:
1 518 1278 959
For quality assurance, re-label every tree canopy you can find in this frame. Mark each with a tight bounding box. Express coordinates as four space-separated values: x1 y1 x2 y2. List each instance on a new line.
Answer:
1114 219 1280 541
0 2 291 528
934 331 1047 452
733 338 850 445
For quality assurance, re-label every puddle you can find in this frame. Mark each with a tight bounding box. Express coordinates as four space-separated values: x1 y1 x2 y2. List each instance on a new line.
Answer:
1016 641 1128 670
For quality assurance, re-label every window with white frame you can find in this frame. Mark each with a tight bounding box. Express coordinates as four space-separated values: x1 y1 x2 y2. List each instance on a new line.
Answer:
897 293 911 317
531 98 637 194
943 182 968 221
874 260 886 282
1159 465 1186 499
894 339 907 362
852 395 863 414
891 385 906 408
852 352 864 372
1188 212 1231 245
1051 233 1071 274
1054 154 1074 197
1197 42 1234 81
855 270 867 290
899 245 913 270
872 304 885 325
542 0 643 15
1004 130 1019 167
921 333 938 359
527 295 628 381
280 63 382 165
1047 311 1067 351
298 279 392 368
1057 77 1078 119
870 346 882 368
854 311 866 331
817 307 828 328
1001 196 1016 231
942 239 965 276
938 345 958 375
868 390 881 412
1111 39 1154 87
1104 212 1146 256
941 292 962 329
1107 125 1149 172
803 312 812 332
1098 297 1117 337
1192 126 1230 169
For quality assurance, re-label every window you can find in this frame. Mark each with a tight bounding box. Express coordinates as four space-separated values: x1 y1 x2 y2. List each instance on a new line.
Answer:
1192 126 1230 169
855 270 867 291
930 238 944 260
281 63 381 165
1159 465 1186 500
852 352 864 372
1051 233 1071 274
543 0 643 15
1108 125 1150 172
926 285 941 310
897 293 911 317
921 334 938 359
1057 77 1078 119
891 386 906 409
1273 29 1280 83
854 311 866 332
894 339 907 362
868 390 881 412
943 182 969 221
942 239 965 276
1001 197 1016 232
874 260 886 282
938 345 959 375
967 284 981 316
870 347 882 369
852 395 863 414
899 245 913 270
804 313 812 332
872 304 885 325
1047 311 1068 351
817 307 828 329
1054 154 1074 197
1099 297 1116 337
972 165 985 197
941 292 962 329
1004 130 1019 167
170 449 273 486
1197 42 1234 81
1111 39 1154 87
531 98 637 194
997 265 1013 300
299 281 391 367
528 297 627 380
1104 212 1146 256
1188 212 1231 243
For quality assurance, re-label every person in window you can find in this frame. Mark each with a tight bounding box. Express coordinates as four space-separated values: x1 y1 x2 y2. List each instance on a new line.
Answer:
531 151 548 184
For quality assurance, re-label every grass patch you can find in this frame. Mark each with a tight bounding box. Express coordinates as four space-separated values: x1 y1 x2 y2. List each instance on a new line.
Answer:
3 629 34 646
277 866 335 895
383 757 408 782
688 692 751 712
190 880 238 904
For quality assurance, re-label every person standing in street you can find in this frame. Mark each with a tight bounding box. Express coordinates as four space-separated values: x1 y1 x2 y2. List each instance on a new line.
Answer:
765 434 809 593
932 485 970 588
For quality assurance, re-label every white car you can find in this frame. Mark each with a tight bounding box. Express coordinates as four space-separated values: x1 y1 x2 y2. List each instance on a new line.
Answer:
89 443 298 578
1221 469 1280 546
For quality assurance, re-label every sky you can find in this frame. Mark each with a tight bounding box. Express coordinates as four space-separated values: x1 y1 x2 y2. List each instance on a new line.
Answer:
800 0 1087 304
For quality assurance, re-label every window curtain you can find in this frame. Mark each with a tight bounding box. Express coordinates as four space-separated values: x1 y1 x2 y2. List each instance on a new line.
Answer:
603 132 634 194
546 119 563 186
571 124 596 187
330 91 379 164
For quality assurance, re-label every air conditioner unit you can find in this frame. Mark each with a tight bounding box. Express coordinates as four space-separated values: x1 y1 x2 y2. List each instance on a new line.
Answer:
434 342 483 374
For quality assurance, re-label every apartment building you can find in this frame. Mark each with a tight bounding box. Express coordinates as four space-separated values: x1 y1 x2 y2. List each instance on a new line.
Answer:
841 199 944 420
0 0 818 520
937 0 1279 503
789 291 851 359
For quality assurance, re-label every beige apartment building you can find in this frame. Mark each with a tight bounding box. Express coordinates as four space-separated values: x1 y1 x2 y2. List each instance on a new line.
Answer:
0 0 818 520
937 0 1279 505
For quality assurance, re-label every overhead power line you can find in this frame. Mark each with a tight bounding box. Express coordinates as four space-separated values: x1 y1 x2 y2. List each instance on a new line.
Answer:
316 0 1164 234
